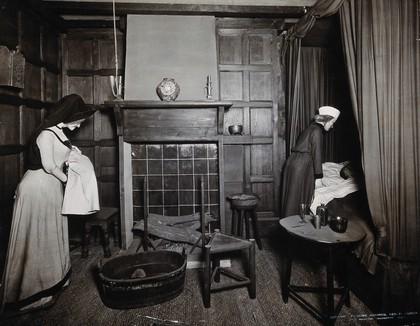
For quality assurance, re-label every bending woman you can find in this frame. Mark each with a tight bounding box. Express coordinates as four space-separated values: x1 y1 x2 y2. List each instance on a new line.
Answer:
280 106 340 218
1 94 96 314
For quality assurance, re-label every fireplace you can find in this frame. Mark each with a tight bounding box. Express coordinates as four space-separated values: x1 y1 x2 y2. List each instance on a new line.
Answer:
106 100 232 249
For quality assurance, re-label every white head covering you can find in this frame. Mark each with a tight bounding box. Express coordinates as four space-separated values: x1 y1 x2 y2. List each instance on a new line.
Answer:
318 106 340 120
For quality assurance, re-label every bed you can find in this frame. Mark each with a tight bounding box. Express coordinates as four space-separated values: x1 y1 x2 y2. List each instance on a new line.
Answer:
310 162 379 275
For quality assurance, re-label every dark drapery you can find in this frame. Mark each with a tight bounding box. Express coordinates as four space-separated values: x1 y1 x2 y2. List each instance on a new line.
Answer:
285 45 339 161
281 0 344 159
339 0 420 312
281 0 420 313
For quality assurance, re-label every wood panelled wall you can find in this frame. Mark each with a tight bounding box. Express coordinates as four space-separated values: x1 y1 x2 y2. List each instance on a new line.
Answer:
217 19 285 221
62 29 123 210
0 12 287 248
0 2 61 242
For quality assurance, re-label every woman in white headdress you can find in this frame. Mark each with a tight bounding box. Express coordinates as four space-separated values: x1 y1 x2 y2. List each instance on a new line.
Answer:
280 106 340 218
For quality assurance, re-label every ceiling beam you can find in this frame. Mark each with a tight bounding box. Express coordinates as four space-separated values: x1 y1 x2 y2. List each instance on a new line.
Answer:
43 1 307 19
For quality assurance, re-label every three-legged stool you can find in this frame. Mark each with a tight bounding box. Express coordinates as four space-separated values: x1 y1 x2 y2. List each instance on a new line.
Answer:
229 193 262 249
203 230 256 308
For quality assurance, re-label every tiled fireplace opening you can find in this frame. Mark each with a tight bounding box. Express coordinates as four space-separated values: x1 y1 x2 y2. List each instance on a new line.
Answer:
131 143 219 223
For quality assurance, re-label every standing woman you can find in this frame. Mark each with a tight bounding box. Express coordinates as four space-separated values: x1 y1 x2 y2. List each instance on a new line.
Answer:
1 94 96 314
281 106 340 218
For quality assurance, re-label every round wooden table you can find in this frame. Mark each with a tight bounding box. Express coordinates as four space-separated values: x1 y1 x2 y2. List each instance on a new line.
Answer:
280 215 366 325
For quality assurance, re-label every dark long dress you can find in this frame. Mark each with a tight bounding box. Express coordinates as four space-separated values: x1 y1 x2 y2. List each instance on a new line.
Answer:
281 122 324 218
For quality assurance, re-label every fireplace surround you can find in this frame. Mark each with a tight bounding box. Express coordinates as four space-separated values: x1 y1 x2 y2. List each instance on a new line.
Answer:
106 100 232 249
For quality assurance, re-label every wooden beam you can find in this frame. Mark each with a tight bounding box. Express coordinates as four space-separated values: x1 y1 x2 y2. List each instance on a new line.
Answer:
43 2 307 19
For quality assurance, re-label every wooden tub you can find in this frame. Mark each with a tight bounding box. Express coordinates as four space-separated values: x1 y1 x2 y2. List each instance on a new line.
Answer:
98 249 187 309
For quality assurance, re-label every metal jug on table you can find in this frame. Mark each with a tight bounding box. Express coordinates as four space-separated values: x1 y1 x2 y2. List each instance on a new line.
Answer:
316 203 328 226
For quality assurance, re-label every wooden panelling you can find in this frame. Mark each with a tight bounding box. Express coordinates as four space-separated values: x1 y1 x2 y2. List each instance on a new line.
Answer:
94 75 117 105
250 108 272 137
44 70 60 102
23 63 42 100
67 76 94 104
252 182 274 213
0 2 19 48
224 107 245 134
249 33 273 65
220 71 243 100
249 71 272 100
67 39 94 70
0 104 20 145
21 106 43 145
0 155 21 203
0 1 61 244
251 144 273 175
42 27 60 68
218 23 282 218
218 33 243 65
21 11 41 62
223 145 244 183
99 111 118 140
100 182 119 207
97 37 124 70
67 116 95 140
62 29 123 211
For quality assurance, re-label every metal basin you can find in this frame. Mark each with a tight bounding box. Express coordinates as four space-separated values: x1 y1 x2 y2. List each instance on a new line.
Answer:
98 249 187 309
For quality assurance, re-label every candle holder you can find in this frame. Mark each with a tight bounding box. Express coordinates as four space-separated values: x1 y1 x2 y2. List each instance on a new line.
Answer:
205 75 213 100
110 75 123 100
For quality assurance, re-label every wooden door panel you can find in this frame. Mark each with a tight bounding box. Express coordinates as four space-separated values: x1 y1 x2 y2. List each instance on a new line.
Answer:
67 76 93 104
220 71 243 100
98 38 124 70
94 75 116 105
224 145 244 183
250 108 272 137
218 33 243 65
249 34 273 65
252 182 274 212
251 144 273 175
249 71 272 101
67 39 94 70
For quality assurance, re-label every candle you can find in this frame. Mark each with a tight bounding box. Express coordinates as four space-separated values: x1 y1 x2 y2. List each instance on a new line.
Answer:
207 75 211 84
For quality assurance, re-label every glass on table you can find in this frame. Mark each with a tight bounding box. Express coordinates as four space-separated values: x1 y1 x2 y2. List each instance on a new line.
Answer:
299 203 308 223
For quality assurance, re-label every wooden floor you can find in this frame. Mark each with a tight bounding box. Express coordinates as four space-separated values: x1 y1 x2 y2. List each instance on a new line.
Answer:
0 221 383 326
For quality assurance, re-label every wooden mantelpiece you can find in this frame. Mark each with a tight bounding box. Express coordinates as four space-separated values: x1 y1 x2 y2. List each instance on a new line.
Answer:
106 100 232 142
104 100 232 249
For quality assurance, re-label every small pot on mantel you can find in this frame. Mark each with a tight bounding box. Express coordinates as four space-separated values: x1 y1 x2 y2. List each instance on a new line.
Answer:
156 78 180 101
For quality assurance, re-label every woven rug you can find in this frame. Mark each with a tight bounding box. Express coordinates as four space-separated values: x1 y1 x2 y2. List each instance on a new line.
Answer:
0 226 380 326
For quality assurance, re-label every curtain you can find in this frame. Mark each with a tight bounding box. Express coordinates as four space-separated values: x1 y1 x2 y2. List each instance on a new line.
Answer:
285 45 338 160
281 0 345 157
339 0 420 312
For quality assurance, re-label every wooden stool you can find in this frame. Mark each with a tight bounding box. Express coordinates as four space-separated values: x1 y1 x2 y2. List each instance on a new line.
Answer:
81 207 119 258
229 193 262 249
203 231 256 308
